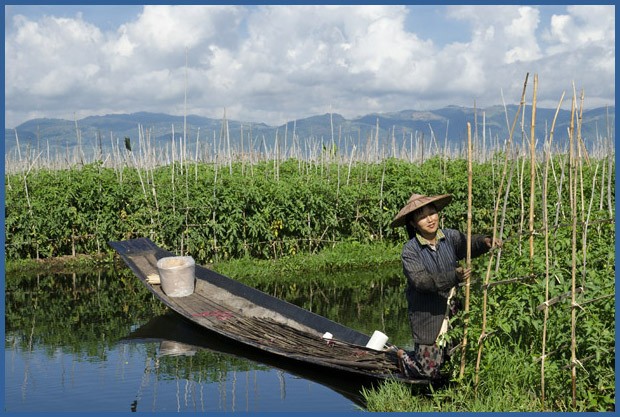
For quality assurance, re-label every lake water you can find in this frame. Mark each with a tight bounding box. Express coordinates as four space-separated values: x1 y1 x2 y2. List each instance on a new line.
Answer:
5 264 412 412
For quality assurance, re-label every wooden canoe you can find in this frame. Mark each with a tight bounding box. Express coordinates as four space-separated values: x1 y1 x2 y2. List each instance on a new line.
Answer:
109 238 429 385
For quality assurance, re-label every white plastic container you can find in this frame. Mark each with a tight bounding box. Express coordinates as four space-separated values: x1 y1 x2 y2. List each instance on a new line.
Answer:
365 330 389 351
156 256 196 297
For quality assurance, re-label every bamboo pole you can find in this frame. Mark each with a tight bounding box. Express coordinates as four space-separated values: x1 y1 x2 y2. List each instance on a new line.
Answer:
529 74 538 261
459 122 473 379
494 154 515 272
183 47 188 175
568 88 578 409
540 91 565 409
226 112 232 176
582 163 598 284
475 72 529 390
379 161 386 241
577 90 586 230
14 128 22 162
605 107 613 217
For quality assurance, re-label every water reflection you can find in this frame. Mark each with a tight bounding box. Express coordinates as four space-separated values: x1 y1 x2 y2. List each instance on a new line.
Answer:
5 265 411 412
125 313 374 409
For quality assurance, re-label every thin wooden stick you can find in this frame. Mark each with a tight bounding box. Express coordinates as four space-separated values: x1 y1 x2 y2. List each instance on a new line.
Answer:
481 273 536 289
537 287 584 311
541 91 565 409
568 85 578 408
459 122 473 379
606 107 613 217
529 74 538 262
475 72 529 390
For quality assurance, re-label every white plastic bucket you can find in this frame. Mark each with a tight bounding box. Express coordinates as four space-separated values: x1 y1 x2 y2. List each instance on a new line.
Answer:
156 256 196 297
365 330 389 351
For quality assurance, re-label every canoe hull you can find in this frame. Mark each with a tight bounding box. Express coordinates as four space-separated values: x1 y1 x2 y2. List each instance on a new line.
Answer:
109 238 428 384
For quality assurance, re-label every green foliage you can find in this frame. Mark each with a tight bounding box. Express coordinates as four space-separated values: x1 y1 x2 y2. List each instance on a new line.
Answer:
5 157 519 261
4 154 615 411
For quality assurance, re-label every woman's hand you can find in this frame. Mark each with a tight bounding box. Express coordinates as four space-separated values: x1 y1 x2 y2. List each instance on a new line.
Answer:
455 266 471 282
484 236 502 249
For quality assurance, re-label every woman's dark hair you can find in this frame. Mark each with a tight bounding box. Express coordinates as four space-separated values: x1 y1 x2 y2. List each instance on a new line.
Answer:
405 218 416 239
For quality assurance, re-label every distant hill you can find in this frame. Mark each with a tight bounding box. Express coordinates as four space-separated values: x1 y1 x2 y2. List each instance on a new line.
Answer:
5 105 614 160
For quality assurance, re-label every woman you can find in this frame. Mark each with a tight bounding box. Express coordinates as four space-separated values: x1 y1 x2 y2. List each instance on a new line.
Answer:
390 193 499 380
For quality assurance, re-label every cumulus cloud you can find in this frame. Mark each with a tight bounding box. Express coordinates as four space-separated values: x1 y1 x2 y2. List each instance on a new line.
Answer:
4 5 615 127
544 5 615 52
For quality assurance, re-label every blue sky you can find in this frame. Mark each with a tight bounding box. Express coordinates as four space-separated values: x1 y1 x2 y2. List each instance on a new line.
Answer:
4 5 615 128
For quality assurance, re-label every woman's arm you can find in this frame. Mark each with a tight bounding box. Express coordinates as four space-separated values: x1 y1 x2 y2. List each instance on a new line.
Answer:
402 245 459 292
447 229 495 259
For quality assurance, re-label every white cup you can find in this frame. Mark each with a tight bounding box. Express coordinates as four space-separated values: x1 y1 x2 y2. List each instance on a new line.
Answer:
365 330 389 351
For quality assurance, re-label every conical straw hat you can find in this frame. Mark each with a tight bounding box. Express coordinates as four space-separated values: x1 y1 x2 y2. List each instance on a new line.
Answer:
390 193 452 228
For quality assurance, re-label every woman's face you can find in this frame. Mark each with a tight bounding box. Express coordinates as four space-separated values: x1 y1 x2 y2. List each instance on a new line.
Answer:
411 204 439 237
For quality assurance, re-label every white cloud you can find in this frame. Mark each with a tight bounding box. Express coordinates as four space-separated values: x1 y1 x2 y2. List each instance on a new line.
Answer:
503 7 542 63
7 14 103 97
4 5 615 128
544 5 615 53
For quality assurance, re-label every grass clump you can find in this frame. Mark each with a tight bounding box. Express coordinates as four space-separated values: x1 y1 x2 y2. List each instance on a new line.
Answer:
212 240 402 282
363 346 544 412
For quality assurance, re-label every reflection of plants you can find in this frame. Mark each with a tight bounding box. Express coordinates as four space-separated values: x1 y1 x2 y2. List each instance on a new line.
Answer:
148 349 270 384
253 267 412 345
5 268 167 357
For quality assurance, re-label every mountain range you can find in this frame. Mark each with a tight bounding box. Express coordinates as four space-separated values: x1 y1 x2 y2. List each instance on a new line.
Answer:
5 105 614 159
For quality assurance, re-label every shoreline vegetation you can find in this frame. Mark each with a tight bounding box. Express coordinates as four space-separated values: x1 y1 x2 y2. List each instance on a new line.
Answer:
5 80 615 410
5 240 402 278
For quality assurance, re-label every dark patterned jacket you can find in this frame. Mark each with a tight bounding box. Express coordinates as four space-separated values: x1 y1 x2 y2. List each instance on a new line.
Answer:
401 228 490 345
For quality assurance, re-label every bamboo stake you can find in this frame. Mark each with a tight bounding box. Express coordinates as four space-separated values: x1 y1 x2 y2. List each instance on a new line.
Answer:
582 163 599 285
568 87 578 408
459 122 473 379
346 145 355 186
605 107 613 217
475 72 529 390
540 91 565 409
493 91 518 272
493 171 509 270
195 127 200 182
14 128 22 162
517 157 526 255
576 89 590 168
379 161 386 241
171 126 176 214
553 154 566 230
599 158 606 215
226 111 232 175
529 74 538 262
473 101 477 159
284 121 288 162
577 90 586 227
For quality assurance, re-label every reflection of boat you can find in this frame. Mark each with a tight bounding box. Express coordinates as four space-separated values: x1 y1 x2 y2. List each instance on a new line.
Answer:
109 238 429 389
124 313 374 407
